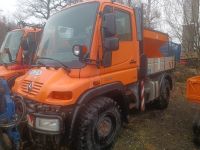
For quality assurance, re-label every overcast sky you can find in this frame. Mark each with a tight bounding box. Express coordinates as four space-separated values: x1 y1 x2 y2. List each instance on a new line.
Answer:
0 0 180 42
0 0 17 12
0 0 17 20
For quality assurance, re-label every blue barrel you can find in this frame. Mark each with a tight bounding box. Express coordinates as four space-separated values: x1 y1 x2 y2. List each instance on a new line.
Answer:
160 42 181 62
170 42 181 62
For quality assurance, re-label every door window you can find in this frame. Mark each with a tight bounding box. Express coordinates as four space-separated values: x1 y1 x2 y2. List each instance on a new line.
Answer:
115 10 132 41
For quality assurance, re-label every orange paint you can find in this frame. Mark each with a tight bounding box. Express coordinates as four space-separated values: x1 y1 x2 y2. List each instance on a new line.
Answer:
0 27 42 83
187 76 200 104
12 0 169 107
144 29 169 58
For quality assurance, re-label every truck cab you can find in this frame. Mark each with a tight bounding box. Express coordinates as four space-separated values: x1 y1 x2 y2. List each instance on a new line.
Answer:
12 0 174 149
0 27 42 149
0 27 42 86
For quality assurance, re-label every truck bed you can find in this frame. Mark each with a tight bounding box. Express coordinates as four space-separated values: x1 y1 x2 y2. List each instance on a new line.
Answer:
187 76 200 104
143 29 175 75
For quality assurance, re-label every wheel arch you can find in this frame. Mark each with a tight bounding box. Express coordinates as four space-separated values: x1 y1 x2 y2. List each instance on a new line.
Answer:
69 82 128 140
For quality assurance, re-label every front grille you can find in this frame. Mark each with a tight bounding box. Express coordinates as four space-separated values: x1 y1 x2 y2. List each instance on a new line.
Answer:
21 80 43 96
24 99 63 114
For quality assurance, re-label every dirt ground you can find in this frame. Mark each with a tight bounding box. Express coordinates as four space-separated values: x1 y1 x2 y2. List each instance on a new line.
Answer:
114 66 200 150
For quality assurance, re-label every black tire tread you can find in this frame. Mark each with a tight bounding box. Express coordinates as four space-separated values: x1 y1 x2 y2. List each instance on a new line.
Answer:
72 97 121 150
193 120 200 146
155 79 170 109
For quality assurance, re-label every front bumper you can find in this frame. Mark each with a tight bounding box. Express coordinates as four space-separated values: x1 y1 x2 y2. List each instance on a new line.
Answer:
22 98 74 135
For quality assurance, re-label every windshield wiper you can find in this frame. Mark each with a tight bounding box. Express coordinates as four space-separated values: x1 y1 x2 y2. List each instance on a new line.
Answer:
0 60 16 66
36 57 70 72
0 63 7 66
33 60 46 67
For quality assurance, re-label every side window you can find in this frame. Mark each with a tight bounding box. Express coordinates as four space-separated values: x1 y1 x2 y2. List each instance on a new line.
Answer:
115 9 132 41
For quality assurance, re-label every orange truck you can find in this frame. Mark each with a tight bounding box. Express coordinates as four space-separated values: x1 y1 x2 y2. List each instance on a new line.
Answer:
187 77 200 145
0 26 42 87
12 0 175 149
0 25 42 149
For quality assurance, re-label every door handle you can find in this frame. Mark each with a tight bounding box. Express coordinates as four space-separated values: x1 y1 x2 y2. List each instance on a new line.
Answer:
130 60 137 64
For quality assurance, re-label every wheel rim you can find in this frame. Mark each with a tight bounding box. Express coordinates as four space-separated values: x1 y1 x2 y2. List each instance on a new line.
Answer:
97 116 112 138
94 112 117 147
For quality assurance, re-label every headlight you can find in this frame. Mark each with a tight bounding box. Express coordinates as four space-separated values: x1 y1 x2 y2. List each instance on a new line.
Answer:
35 118 60 132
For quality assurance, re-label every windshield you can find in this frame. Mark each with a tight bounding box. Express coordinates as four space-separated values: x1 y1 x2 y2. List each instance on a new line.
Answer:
37 2 99 68
0 30 23 64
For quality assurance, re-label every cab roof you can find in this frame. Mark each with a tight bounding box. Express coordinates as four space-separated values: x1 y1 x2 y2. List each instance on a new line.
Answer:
62 0 133 12
12 27 42 33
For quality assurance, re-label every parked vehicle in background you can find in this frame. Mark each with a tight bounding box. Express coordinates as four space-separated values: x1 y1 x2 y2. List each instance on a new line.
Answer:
0 25 42 150
11 0 175 149
0 25 42 87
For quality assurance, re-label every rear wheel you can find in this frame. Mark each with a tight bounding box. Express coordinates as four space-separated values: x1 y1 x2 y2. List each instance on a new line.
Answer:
193 121 200 146
193 114 200 146
73 97 121 150
154 79 170 109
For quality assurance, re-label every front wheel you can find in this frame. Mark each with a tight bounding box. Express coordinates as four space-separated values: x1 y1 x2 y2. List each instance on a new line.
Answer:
73 97 121 150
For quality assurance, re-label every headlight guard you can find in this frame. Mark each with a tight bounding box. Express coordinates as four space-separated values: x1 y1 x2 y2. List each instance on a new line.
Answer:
27 113 64 134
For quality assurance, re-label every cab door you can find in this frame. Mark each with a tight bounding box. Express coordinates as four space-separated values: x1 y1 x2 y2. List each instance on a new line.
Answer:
101 4 140 85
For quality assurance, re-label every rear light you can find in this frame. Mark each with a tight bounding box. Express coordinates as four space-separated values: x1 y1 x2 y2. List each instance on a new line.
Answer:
49 91 72 100
27 114 35 127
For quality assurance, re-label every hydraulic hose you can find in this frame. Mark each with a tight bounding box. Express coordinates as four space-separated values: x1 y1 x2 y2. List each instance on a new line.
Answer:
0 95 26 128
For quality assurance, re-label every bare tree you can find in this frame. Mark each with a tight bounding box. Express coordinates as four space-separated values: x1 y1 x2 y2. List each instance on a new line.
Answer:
13 9 29 23
163 0 183 42
164 0 200 69
164 0 200 50
143 0 161 29
17 0 81 21
116 0 161 29
0 14 16 45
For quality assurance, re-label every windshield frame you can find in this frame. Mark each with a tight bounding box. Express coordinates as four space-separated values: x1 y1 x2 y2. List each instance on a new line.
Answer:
0 30 24 64
36 2 100 69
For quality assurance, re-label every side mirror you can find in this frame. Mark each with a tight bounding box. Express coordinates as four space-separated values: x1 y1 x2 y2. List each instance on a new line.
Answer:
21 39 29 50
23 50 29 57
104 37 119 51
72 45 87 60
103 13 116 37
102 37 119 67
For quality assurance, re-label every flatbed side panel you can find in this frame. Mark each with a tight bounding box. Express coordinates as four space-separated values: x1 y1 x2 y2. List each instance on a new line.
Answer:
147 57 175 75
187 76 200 104
143 29 174 75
